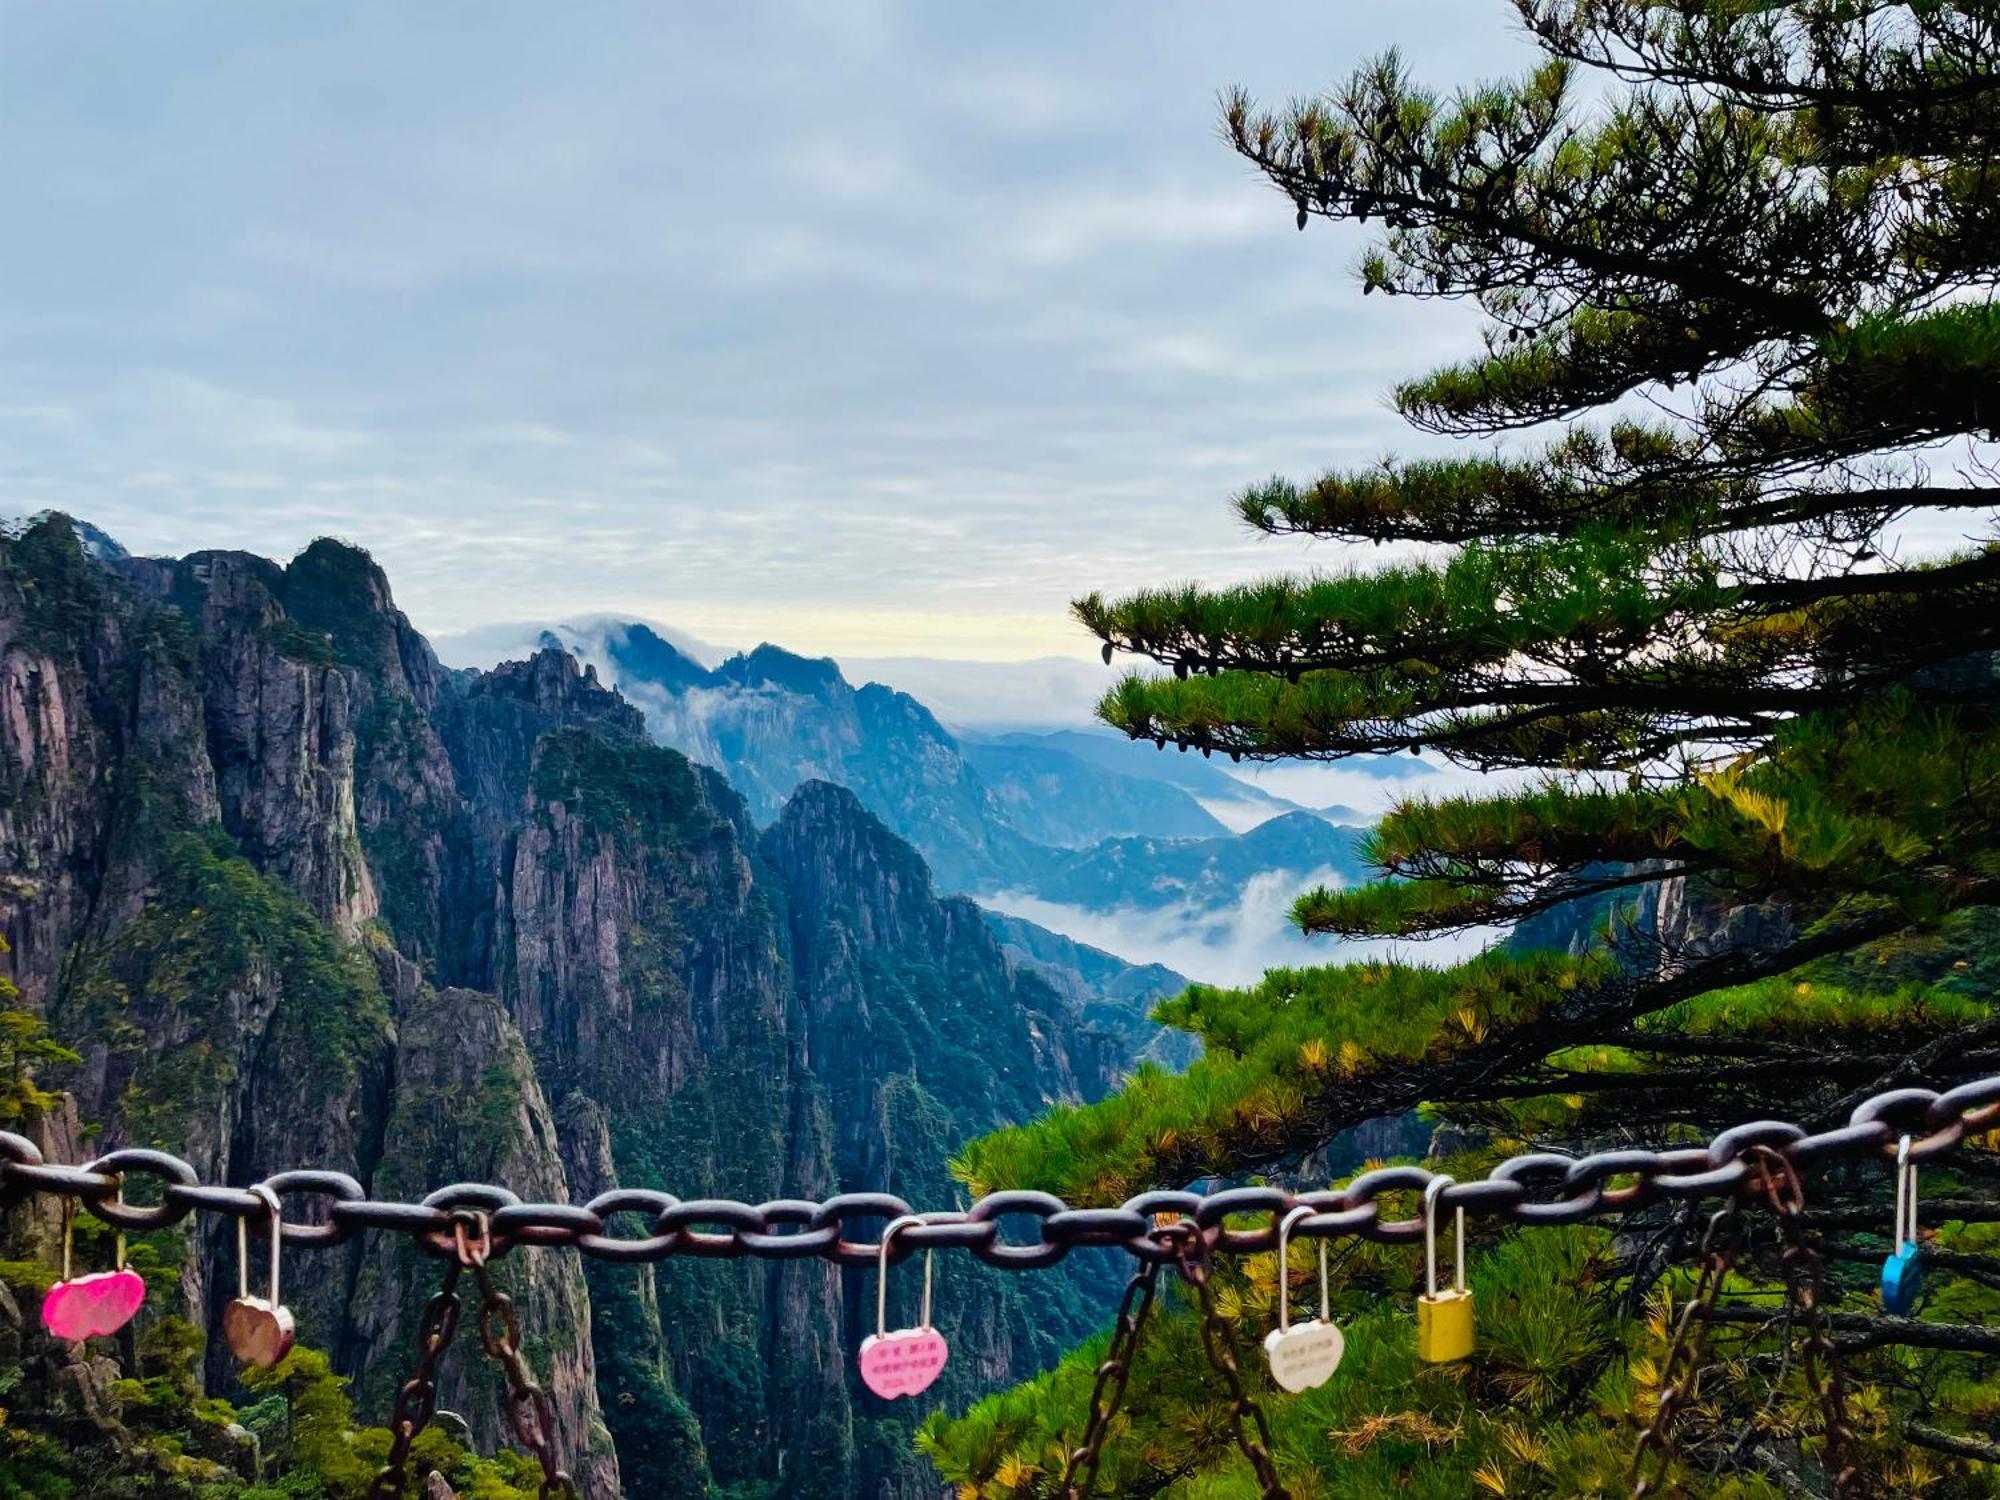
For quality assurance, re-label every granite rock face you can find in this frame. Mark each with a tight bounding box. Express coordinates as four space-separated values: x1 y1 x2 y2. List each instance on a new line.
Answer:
0 514 1175 1498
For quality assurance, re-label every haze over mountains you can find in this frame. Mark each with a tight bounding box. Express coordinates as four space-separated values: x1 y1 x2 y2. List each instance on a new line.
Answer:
438 617 1405 983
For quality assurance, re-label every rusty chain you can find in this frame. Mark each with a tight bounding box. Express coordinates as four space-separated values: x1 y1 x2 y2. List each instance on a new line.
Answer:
1631 1202 1744 1497
2 1078 1992 1273
5 1079 1988 1497
1170 1224 1291 1500
1631 1146 1863 1498
1751 1148 1858 1499
457 1213 581 1500
371 1214 580 1500
369 1259 466 1500
1057 1255 1163 1497
1055 1219 1288 1500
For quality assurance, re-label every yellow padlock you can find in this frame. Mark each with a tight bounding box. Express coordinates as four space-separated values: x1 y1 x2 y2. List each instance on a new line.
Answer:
1416 1174 1475 1363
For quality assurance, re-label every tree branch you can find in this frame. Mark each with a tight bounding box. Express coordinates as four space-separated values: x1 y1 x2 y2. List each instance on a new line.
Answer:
1707 1307 2000 1355
1904 1422 2000 1465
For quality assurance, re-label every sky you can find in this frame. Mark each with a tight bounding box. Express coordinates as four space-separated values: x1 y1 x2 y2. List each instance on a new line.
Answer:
0 0 1528 663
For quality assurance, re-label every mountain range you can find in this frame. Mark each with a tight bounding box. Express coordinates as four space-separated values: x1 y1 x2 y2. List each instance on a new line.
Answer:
0 516 1204 1499
485 618 1380 983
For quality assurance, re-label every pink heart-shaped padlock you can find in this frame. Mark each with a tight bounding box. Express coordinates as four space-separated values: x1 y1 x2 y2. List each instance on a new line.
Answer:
858 1326 949 1400
41 1269 147 1341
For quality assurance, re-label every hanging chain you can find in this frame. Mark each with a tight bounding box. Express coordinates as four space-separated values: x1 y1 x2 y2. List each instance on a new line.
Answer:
1750 1148 1858 1499
1633 1148 1862 1499
368 1259 466 1500
456 1213 580 1500
1632 1203 1743 1497
366 1216 578 1500
1057 1255 1164 1498
1170 1224 1290 1500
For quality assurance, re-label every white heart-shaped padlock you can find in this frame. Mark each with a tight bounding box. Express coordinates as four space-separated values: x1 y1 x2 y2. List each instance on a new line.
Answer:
1263 1318 1344 1392
1265 1203 1345 1393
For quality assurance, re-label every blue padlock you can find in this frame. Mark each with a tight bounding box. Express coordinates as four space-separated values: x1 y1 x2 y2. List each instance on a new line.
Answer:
1881 1134 1923 1315
1881 1242 1923 1315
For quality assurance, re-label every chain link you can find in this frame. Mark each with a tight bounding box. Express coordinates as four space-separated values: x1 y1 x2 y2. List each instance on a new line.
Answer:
1057 1255 1163 1498
1171 1224 1290 1500
1632 1146 1865 1498
1750 1148 1858 1499
367 1215 579 1500
1632 1201 1744 1497
455 1213 581 1500
3 1077 1992 1271
6 1077 1991 1496
370 1260 466 1500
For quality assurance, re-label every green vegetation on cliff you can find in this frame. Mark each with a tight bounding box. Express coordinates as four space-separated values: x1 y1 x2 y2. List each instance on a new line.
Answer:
58 827 390 1153
0 1326 543 1500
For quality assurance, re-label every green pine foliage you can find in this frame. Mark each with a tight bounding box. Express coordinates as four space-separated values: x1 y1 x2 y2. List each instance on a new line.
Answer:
0 1332 542 1500
942 3 2000 1492
0 945 78 1129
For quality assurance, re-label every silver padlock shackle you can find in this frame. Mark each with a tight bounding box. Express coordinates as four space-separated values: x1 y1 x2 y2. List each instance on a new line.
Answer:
1894 1134 1920 1256
59 1194 128 1280
238 1183 284 1306
1274 1203 1329 1334
876 1215 933 1338
1423 1174 1465 1297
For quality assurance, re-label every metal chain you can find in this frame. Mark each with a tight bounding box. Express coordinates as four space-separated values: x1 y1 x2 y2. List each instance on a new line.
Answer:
1750 1148 1858 1499
1170 1225 1290 1500
455 1213 581 1500
1057 1255 1163 1498
369 1259 465 1500
1632 1146 1865 1498
1632 1203 1744 1498
3 1077 1993 1269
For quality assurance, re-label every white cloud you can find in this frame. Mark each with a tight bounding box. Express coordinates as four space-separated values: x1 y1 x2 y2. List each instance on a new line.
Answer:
0 0 1545 656
979 870 1493 988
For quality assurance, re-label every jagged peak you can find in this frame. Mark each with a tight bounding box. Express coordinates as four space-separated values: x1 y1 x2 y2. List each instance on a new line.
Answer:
852 678 952 738
469 647 647 741
287 535 394 600
716 641 849 695
765 778 934 894
2 510 127 563
778 776 871 822
599 619 715 691
262 536 424 680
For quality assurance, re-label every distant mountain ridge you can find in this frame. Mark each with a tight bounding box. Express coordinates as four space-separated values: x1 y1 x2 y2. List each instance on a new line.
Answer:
1019 811 1370 914
521 621 1374 945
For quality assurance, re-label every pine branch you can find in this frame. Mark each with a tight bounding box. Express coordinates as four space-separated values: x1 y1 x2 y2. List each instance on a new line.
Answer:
1706 1306 2000 1355
1903 1422 2000 1466
1442 1055 1932 1103
1823 1018 2000 1121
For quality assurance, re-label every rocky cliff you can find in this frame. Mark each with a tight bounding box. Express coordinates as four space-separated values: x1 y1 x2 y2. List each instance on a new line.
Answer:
0 515 1177 1499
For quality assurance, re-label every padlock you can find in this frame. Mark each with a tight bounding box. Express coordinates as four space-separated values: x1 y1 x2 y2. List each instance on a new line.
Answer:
1880 1135 1924 1316
1264 1204 1345 1392
1416 1174 1475 1363
858 1215 949 1400
223 1184 295 1369
1417 1288 1477 1363
1881 1243 1923 1315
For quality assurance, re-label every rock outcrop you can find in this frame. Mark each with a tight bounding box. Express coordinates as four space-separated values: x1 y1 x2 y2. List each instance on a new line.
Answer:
0 514 1177 1498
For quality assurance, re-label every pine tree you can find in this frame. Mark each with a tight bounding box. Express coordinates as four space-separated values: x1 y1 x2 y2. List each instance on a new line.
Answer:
939 4 2000 1492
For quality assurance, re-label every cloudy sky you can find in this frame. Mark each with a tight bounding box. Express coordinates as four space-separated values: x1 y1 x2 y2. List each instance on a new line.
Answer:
0 1 1524 661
